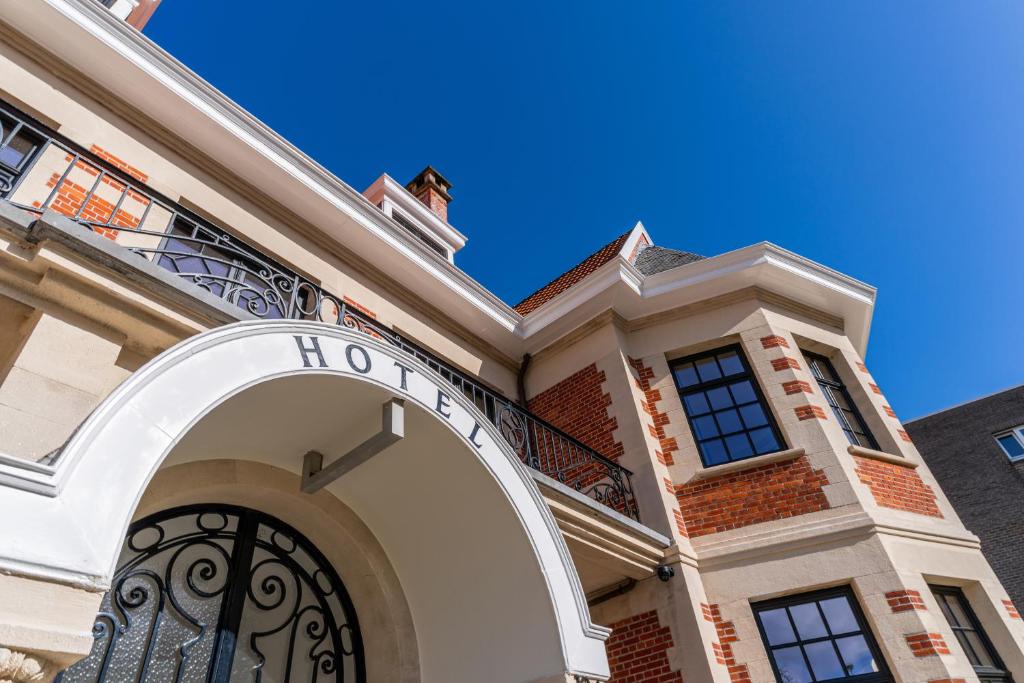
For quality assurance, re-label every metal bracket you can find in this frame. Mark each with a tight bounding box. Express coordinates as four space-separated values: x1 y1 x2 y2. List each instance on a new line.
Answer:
301 398 405 494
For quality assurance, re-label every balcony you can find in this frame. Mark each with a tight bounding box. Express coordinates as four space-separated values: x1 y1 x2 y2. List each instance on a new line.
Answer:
0 100 640 521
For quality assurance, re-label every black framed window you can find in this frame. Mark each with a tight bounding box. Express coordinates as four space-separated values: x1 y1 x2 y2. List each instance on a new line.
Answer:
671 346 785 466
930 585 1011 683
803 352 878 450
754 587 890 683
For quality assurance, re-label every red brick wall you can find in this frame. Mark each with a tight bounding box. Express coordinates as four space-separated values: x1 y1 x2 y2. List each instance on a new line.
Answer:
675 457 830 537
628 357 678 467
528 364 623 461
853 456 942 517
605 610 683 682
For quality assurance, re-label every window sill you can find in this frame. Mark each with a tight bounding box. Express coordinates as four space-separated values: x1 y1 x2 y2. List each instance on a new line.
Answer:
847 445 918 469
687 447 806 483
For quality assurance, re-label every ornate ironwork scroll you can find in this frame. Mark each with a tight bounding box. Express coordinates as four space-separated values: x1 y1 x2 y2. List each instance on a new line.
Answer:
56 505 364 683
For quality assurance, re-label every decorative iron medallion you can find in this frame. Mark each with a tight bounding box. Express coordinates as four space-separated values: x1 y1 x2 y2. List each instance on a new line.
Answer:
57 505 365 682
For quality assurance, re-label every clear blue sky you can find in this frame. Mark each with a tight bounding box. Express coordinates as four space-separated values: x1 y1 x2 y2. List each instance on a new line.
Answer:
145 2 1023 420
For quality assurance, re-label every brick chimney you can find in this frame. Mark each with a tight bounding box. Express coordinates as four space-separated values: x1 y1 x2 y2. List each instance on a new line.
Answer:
406 166 452 222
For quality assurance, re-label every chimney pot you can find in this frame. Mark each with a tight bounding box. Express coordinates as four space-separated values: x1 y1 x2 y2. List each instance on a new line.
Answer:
406 166 452 223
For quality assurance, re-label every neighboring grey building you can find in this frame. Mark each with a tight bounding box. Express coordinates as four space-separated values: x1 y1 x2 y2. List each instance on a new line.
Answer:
906 385 1024 611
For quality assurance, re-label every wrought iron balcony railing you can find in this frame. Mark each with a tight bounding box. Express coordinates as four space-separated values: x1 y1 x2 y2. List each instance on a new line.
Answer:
0 100 640 521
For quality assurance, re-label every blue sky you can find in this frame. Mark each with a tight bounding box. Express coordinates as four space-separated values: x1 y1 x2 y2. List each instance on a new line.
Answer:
146 2 1024 420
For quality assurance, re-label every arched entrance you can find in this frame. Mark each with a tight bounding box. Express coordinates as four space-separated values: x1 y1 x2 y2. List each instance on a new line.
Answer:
58 504 364 682
0 321 612 682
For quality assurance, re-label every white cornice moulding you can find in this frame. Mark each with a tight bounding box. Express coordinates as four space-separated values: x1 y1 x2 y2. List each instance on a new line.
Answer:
31 0 520 338
518 242 877 355
25 0 878 357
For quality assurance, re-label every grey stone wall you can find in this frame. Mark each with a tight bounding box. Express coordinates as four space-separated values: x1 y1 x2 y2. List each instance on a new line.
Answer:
906 385 1024 610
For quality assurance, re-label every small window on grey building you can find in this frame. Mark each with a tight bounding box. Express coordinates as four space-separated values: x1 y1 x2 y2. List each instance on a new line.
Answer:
930 585 1010 683
753 587 890 683
994 427 1024 462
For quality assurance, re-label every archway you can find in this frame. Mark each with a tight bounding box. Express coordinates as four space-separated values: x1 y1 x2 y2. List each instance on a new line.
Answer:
0 321 611 682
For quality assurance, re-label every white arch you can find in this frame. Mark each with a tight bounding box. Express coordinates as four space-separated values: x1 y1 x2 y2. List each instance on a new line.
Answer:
0 320 610 681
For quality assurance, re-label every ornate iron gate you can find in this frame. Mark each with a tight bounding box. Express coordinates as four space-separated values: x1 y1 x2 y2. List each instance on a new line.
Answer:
57 505 365 682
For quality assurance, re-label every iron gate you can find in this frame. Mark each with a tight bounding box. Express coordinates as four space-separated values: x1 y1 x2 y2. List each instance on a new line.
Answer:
57 505 365 682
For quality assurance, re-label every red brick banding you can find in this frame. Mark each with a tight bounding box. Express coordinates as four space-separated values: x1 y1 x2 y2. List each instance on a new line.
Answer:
853 456 942 517
905 632 950 657
605 610 683 682
90 144 149 183
628 357 679 467
898 429 913 443
676 456 830 537
795 405 827 420
885 589 927 613
342 296 377 319
707 604 750 682
868 383 883 395
783 380 814 395
855 361 869 373
1004 599 1022 620
771 356 802 371
761 335 790 349
883 405 897 418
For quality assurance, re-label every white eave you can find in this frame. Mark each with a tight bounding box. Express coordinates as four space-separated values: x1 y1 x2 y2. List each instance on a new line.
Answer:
519 243 877 355
12 0 521 351
13 0 878 360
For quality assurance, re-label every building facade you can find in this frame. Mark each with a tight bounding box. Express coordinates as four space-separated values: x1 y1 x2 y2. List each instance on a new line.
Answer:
0 2 1021 682
905 385 1024 621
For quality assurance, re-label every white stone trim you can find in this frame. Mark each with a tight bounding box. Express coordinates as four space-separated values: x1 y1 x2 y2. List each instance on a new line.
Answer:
848 445 919 469
685 448 807 483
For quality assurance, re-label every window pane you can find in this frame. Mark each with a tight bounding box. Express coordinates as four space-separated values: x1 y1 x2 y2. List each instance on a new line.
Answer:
716 409 743 434
789 603 828 640
759 608 797 646
750 427 780 454
730 380 756 404
773 646 812 683
805 640 845 681
718 351 744 376
945 595 973 628
835 636 878 676
707 386 733 410
819 597 858 635
962 631 996 668
684 393 711 416
739 403 768 428
701 439 729 465
674 364 699 388
675 347 785 468
724 433 754 460
695 357 722 382
997 434 1024 458
693 415 720 439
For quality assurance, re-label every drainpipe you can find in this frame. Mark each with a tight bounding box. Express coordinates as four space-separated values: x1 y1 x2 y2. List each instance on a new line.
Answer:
516 353 532 407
